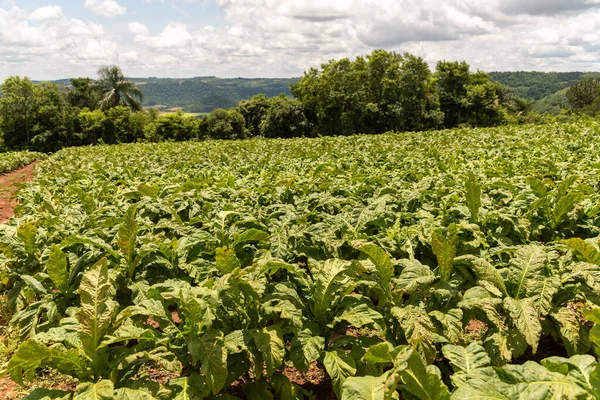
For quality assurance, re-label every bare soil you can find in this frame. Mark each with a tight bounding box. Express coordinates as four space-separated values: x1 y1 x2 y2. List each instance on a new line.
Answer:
0 163 36 223
0 376 22 399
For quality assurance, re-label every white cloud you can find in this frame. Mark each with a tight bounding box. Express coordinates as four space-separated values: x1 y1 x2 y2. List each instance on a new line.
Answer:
0 5 121 79
131 23 193 49
128 21 150 36
499 0 600 15
28 5 63 21
3 0 600 80
84 0 126 17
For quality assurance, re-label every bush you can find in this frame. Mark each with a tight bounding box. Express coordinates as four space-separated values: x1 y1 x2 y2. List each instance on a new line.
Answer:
144 111 200 142
78 108 106 145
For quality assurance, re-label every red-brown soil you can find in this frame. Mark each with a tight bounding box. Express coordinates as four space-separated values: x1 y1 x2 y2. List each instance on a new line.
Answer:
0 163 36 223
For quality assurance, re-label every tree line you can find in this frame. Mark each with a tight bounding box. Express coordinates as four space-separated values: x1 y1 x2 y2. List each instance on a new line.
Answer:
0 50 532 152
567 77 600 116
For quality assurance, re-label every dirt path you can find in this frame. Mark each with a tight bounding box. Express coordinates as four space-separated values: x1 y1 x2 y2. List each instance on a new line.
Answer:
0 163 36 223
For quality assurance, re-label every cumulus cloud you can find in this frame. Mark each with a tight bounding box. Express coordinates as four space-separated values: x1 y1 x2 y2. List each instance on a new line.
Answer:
0 5 120 78
84 0 126 17
28 5 63 21
499 0 600 15
131 23 193 49
3 0 600 79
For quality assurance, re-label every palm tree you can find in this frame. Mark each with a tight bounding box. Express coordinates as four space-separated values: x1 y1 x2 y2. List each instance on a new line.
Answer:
95 65 144 111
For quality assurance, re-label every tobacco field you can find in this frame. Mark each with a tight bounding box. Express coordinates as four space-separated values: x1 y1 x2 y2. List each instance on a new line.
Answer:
2 122 600 399
0 151 46 175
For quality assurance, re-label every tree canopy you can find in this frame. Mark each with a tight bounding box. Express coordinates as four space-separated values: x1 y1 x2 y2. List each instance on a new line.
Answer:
96 65 144 111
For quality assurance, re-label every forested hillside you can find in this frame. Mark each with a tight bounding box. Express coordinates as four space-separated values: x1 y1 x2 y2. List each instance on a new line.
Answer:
489 71 600 100
132 77 297 112
41 77 297 113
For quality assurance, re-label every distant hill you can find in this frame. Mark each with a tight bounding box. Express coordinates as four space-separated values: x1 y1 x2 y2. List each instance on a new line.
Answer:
532 88 570 115
41 76 298 113
489 71 600 100
130 77 298 113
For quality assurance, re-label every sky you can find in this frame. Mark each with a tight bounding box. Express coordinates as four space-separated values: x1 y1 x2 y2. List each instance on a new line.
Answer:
1 0 600 80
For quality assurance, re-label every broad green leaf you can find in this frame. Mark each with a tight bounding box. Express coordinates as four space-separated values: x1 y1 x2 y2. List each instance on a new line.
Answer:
552 307 589 356
506 245 546 300
455 255 507 297
215 247 241 275
353 242 394 305
504 297 542 354
465 171 481 222
311 259 357 322
542 355 596 392
499 361 590 399
233 229 269 250
553 193 583 229
252 326 285 376
23 388 72 400
118 204 138 270
168 374 211 400
114 388 157 400
431 224 457 282
48 347 86 378
244 378 274 400
188 332 228 394
392 305 437 363
47 245 69 293
363 342 395 364
484 330 528 366
429 309 463 343
395 260 437 294
342 374 389 400
77 258 117 378
73 380 114 400
526 176 548 198
17 222 38 256
290 329 325 373
20 275 47 295
334 304 384 331
271 372 304 400
442 343 490 387
585 308 600 348
563 238 600 265
3 339 51 386
442 343 490 375
393 348 450 400
531 275 560 316
324 350 357 398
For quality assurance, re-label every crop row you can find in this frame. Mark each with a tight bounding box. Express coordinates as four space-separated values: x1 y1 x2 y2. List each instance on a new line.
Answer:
0 151 46 175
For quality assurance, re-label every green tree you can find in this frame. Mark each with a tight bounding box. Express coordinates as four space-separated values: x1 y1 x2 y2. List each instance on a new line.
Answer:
0 77 76 151
78 108 106 144
435 61 470 127
0 77 39 148
292 50 442 136
292 57 367 136
435 62 506 128
69 78 100 110
567 77 600 115
95 66 144 111
199 109 247 140
378 52 441 131
260 95 309 138
238 94 270 137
